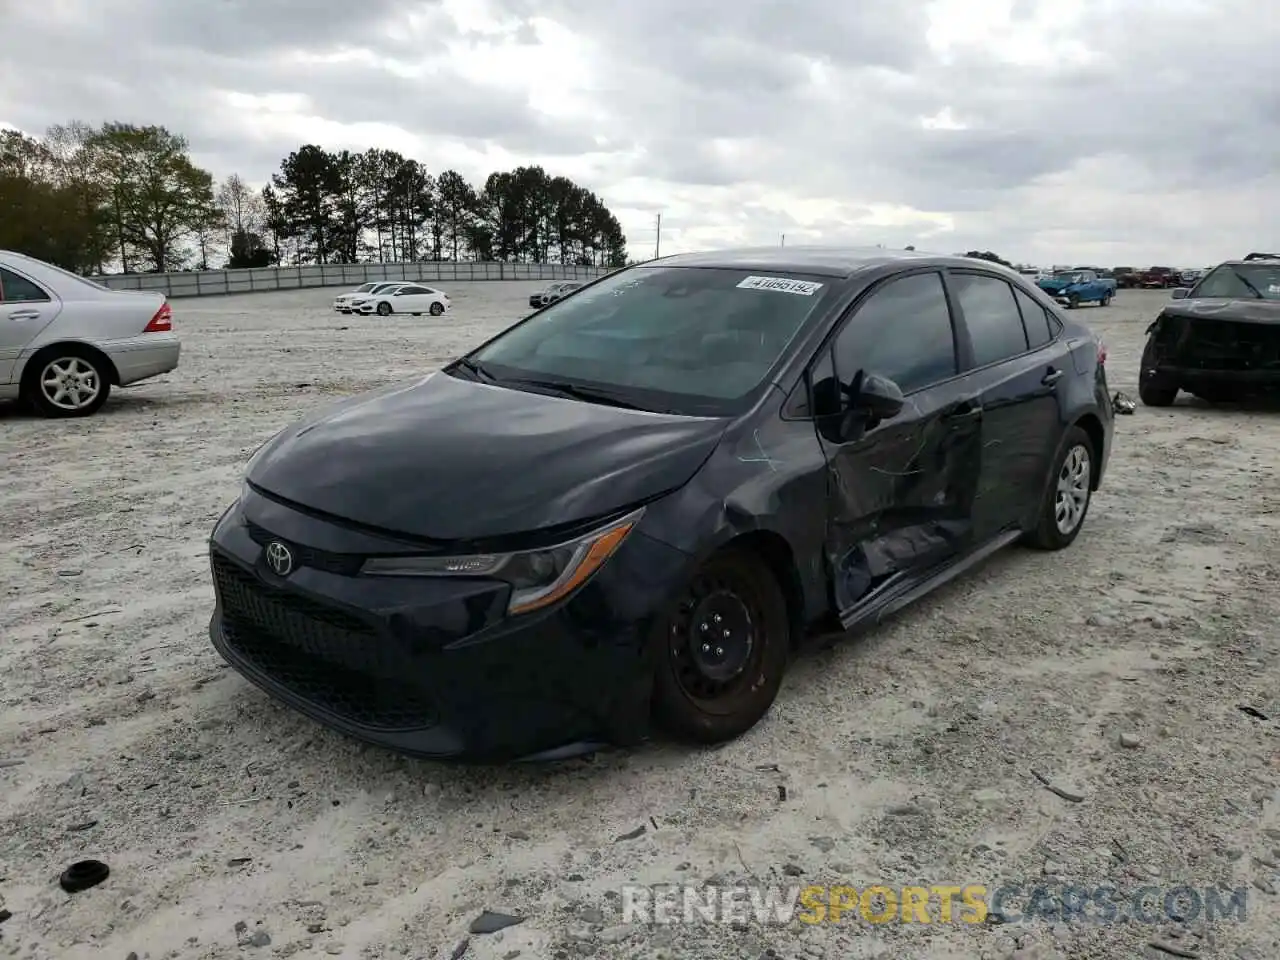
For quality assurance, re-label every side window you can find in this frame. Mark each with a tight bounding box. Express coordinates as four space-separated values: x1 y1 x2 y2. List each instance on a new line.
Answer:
1013 287 1053 349
830 272 957 395
950 273 1029 367
0 267 51 303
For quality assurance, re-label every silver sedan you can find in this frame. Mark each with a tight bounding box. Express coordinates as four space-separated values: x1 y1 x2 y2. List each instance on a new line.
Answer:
0 250 181 417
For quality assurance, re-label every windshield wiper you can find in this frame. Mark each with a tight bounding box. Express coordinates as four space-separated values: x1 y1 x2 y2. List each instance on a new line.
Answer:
505 377 647 410
451 357 497 382
1230 269 1265 299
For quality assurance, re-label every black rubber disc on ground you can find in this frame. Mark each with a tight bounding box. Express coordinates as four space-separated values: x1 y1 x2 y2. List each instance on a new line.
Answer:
59 859 109 893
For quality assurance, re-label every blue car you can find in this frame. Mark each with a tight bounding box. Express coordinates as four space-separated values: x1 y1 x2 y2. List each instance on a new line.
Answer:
1037 270 1117 308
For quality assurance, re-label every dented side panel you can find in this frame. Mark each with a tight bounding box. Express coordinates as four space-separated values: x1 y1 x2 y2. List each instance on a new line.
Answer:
815 387 981 612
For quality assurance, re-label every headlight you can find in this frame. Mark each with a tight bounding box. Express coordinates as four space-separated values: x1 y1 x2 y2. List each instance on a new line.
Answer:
360 507 644 615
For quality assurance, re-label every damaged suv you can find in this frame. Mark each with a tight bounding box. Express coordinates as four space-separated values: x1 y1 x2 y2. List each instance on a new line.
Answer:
1138 254 1280 406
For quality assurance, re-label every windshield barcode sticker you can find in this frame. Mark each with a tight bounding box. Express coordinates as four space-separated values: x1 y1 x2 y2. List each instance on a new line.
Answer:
737 276 823 296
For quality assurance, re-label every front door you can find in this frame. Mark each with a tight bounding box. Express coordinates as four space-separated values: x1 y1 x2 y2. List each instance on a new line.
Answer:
811 270 984 614
944 271 1069 538
0 265 60 384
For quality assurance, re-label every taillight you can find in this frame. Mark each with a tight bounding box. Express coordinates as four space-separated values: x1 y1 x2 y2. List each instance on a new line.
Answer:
1096 339 1107 365
144 303 172 332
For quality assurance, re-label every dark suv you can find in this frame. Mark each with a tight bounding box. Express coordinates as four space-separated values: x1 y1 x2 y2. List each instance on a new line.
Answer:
1139 254 1280 406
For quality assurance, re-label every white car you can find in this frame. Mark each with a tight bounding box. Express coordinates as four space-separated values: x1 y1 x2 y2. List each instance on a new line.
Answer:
333 281 406 313
0 250 180 417
353 284 450 317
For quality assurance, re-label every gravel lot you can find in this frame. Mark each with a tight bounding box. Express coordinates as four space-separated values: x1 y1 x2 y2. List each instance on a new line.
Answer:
2 285 1278 960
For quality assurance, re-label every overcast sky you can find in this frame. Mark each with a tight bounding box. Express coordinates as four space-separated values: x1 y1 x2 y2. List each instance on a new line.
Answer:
1 0 1275 265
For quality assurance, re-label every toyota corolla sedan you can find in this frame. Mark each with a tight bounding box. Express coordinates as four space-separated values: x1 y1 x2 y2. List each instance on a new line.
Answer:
208 247 1114 761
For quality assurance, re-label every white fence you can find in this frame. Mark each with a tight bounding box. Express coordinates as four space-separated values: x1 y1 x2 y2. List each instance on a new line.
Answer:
89 260 616 299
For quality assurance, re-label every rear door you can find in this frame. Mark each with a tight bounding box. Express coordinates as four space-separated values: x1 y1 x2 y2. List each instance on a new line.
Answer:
0 264 61 384
394 284 429 311
945 269 1070 538
811 269 984 612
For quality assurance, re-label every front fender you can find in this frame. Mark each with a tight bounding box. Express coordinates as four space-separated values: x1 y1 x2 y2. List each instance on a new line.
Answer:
639 415 833 627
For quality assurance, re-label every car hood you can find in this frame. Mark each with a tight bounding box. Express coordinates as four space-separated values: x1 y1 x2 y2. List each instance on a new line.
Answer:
246 371 729 541
1038 279 1069 291
1160 298 1280 325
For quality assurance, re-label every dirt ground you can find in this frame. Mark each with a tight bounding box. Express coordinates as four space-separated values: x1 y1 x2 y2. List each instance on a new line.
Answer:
2 285 1278 960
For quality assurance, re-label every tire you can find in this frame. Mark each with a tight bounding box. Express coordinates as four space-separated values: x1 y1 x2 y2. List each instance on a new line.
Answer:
1138 340 1178 407
376 301 392 316
652 546 791 744
23 346 112 418
1100 291 1112 307
429 302 444 316
1067 294 1080 309
1023 425 1095 551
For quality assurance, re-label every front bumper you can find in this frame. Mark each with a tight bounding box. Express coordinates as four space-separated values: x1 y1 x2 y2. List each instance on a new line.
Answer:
1144 316 1280 389
207 492 691 761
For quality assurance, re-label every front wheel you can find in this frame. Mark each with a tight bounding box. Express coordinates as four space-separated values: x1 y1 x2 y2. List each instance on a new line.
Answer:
376 301 392 316
652 546 790 744
429 302 445 316
1023 426 1095 551
1067 294 1080 309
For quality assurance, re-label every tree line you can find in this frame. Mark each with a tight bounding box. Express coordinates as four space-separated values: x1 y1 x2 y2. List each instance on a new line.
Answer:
0 122 628 275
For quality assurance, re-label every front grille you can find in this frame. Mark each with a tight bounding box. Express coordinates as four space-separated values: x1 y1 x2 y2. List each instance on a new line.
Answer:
244 521 363 576
212 553 437 729
1158 316 1280 371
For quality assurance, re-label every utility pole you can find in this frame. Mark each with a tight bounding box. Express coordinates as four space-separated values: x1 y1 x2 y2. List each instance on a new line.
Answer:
654 213 661 260
780 234 785 247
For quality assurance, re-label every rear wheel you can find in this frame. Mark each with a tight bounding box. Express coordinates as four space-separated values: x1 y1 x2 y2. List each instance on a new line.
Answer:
652 546 790 744
1138 340 1178 406
376 301 392 316
23 347 111 418
1100 291 1112 307
1023 426 1095 551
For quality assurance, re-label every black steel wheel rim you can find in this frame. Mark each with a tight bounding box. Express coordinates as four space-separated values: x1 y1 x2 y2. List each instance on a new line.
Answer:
669 572 764 702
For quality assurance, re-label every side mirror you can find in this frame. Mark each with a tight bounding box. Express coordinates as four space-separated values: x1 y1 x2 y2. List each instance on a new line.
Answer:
1171 288 1189 299
856 372 905 421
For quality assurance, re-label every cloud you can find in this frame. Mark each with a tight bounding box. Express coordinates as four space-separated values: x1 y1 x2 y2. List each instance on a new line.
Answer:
0 0 1275 264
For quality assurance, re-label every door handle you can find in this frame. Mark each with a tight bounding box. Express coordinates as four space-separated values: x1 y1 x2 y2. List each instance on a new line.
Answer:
1042 367 1063 386
944 401 981 420
8 310 39 321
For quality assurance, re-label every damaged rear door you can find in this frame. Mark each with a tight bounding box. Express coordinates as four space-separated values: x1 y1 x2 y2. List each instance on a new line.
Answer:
810 269 983 614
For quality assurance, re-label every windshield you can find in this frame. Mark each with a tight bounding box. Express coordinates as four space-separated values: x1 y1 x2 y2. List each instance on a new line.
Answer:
1052 272 1084 282
467 265 836 415
354 283 376 292
1191 263 1280 300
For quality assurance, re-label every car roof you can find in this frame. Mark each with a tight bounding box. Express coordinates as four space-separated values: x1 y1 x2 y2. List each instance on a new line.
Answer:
642 245 981 279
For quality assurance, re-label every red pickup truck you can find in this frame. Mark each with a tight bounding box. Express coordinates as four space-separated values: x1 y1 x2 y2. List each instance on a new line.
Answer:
1138 267 1180 288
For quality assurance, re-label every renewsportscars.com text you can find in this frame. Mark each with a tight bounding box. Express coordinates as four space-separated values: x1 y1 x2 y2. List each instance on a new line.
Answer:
619 883 1249 926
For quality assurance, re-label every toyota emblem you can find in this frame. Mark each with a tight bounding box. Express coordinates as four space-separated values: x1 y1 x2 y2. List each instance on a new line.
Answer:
265 540 293 577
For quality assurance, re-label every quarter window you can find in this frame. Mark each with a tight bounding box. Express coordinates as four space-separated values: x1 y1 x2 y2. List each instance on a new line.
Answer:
830 271 957 395
0 267 50 303
950 273 1029 367
1013 287 1053 348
